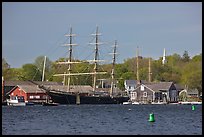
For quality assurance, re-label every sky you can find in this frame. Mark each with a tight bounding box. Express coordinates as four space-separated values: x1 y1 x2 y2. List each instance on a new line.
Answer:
2 2 202 68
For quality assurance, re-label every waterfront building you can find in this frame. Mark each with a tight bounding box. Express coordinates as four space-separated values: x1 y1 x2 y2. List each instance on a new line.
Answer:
124 81 179 103
3 80 62 104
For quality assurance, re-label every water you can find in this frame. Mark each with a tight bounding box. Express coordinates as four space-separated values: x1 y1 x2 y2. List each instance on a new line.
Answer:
2 104 202 135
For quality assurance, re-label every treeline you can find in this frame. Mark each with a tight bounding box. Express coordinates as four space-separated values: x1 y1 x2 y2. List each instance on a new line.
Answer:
2 51 202 94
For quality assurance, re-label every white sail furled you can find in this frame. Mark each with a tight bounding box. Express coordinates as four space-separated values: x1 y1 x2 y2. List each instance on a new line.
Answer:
53 72 107 76
56 61 82 64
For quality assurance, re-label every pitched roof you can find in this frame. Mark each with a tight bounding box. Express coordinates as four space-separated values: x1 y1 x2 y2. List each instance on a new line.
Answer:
144 82 173 91
18 85 46 93
125 80 147 85
4 80 63 86
4 81 34 86
174 84 185 90
187 89 199 94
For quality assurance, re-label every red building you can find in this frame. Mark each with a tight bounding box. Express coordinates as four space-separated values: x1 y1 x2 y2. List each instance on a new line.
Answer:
7 85 49 104
3 81 63 104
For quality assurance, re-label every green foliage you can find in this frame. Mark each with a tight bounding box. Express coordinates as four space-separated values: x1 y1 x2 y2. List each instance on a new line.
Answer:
2 50 202 94
181 60 202 94
34 56 52 81
182 50 190 62
192 53 202 62
2 58 10 80
21 64 42 81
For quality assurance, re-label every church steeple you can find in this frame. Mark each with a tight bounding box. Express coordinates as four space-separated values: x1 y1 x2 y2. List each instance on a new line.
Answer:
162 48 167 65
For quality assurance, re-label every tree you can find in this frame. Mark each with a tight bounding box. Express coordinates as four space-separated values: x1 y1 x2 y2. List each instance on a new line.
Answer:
192 53 202 62
181 60 202 94
7 68 24 80
34 56 52 81
182 50 190 62
21 64 42 81
2 58 10 70
2 58 11 80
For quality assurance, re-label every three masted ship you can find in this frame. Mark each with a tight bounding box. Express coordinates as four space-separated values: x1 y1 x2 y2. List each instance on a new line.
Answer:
39 26 129 104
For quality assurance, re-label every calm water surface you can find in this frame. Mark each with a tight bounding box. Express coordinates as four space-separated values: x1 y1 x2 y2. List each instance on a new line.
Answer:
2 104 202 135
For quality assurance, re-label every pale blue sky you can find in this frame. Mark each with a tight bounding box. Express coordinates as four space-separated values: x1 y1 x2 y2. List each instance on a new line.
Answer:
2 2 202 68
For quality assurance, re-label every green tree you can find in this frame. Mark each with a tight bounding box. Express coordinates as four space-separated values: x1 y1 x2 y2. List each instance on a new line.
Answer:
34 56 52 81
21 64 42 81
182 50 190 62
2 58 10 80
181 60 202 93
192 53 202 62
8 68 24 80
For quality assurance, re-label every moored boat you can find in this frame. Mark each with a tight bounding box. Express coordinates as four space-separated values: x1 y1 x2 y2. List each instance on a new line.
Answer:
178 101 202 105
38 26 129 104
7 96 26 106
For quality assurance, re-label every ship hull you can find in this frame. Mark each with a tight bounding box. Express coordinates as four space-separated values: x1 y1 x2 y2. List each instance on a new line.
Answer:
47 90 129 104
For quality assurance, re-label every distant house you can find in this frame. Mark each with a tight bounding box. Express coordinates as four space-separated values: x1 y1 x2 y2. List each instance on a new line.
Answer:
187 88 199 98
174 84 185 94
6 85 48 104
130 82 178 103
124 80 147 97
178 88 200 101
3 80 34 102
3 80 63 103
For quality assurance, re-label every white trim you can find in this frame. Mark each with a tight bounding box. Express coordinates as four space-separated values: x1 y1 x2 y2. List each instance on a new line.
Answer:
134 84 155 93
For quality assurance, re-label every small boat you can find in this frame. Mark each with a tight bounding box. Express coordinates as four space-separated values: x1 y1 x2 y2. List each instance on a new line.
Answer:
178 101 202 105
122 101 140 105
190 102 202 105
7 96 26 106
123 101 132 105
132 102 140 105
151 101 167 105
169 102 179 105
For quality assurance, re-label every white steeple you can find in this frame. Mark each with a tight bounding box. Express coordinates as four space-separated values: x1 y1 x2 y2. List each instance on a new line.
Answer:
162 48 166 65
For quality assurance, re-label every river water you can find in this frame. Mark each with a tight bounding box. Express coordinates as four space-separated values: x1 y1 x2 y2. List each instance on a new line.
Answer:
2 104 202 135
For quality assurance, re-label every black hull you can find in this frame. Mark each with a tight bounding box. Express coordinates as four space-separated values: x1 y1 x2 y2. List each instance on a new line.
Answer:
42 102 59 106
47 91 129 104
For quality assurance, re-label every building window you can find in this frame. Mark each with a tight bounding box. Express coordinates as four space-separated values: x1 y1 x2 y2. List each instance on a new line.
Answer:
143 92 147 97
35 96 40 99
141 85 144 91
131 92 137 100
29 96 34 99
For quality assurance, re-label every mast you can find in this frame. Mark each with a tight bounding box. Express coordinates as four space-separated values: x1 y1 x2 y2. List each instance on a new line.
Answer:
53 26 107 93
136 46 140 83
110 40 117 97
93 26 99 92
148 58 152 82
42 56 46 82
67 27 74 91
54 27 78 91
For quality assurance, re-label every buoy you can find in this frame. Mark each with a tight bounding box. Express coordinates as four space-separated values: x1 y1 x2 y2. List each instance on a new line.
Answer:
148 113 155 122
192 105 195 111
